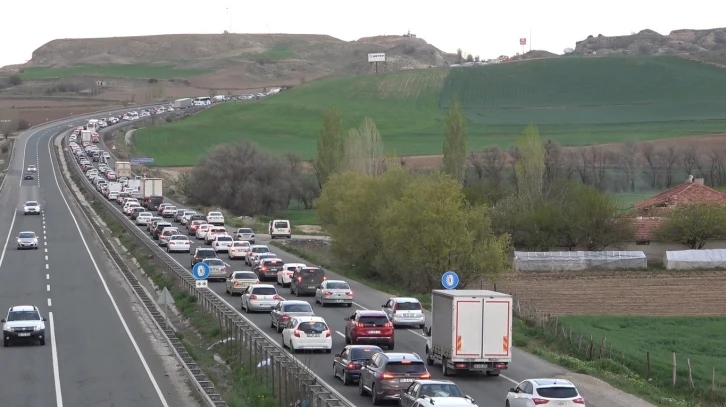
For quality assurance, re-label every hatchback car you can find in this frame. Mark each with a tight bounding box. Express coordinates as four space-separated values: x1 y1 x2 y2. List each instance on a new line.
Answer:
277 263 306 287
256 258 285 281
234 227 255 243
252 252 277 269
173 209 187 222
130 207 145 220
270 300 314 333
506 379 585 406
157 203 172 215
17 231 39 250
333 345 384 385
212 235 234 252
225 271 259 296
158 227 180 246
358 352 431 404
191 247 217 266
245 245 270 266
241 284 281 312
345 310 394 349
228 241 251 260
400 380 474 407
201 258 228 281
167 235 191 253
281 316 332 353
382 297 426 328
147 217 163 232
23 201 41 215
315 280 353 307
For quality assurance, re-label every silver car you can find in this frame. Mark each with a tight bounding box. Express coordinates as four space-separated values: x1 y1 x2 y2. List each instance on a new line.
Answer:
253 252 277 268
241 284 281 312
158 227 180 246
17 231 38 250
225 271 259 295
382 297 425 328
234 227 256 244
315 280 354 307
201 258 229 281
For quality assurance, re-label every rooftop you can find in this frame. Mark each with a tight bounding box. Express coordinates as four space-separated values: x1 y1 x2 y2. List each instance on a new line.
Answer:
632 217 664 241
634 178 726 210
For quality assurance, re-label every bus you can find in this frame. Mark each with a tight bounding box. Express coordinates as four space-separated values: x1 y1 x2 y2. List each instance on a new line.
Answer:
193 97 211 106
87 119 100 131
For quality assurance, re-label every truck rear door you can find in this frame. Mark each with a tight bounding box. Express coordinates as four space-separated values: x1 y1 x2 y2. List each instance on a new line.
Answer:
453 298 484 358
453 297 512 359
482 298 512 359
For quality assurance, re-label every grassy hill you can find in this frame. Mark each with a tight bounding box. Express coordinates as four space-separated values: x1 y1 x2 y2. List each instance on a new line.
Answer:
135 56 726 166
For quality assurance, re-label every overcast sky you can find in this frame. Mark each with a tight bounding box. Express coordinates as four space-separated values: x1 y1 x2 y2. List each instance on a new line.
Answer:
2 0 725 68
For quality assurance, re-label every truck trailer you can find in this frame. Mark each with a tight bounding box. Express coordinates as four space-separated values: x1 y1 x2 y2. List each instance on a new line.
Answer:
425 290 512 376
80 130 93 145
115 161 132 178
173 98 193 109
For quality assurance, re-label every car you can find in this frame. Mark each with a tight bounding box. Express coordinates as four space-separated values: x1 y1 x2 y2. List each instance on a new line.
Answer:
206 211 225 226
240 284 281 312
225 271 259 296
167 234 192 253
315 280 353 307
158 227 180 246
234 227 255 243
2 305 46 347
161 206 177 218
147 218 163 232
173 209 187 223
268 219 291 239
191 247 217 267
26 165 37 173
17 231 39 250
281 316 332 353
256 258 285 281
290 266 326 297
204 226 227 245
130 207 145 220
23 201 41 215
358 353 430 404
382 297 426 328
196 224 212 240
135 212 153 225
506 379 585 406
344 310 394 349
187 214 207 227
245 245 270 265
228 241 251 260
180 211 196 225
157 203 172 216
333 345 384 385
201 258 229 281
153 222 173 240
188 220 207 236
400 380 475 407
23 173 34 180
212 235 234 252
277 263 305 287
270 300 314 333
252 252 277 269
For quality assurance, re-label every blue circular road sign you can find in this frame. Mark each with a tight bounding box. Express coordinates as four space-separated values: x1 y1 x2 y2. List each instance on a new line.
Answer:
192 263 211 280
441 271 459 290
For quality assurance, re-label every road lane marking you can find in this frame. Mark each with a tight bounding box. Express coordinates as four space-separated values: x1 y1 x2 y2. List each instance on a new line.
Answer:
46 274 49 280
335 331 345 338
46 264 49 269
49 311 64 407
47 285 50 292
45 255 48 261
0 211 17 268
47 298 52 306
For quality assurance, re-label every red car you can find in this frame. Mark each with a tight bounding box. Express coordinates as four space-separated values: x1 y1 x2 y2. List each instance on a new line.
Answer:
344 310 394 350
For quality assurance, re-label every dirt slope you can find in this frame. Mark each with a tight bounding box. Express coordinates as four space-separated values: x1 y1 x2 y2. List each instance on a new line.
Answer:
573 27 726 58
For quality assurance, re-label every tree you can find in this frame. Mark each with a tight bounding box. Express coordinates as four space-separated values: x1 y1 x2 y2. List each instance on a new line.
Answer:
564 183 634 250
0 110 16 139
466 54 474 62
8 75 22 86
656 203 726 249
513 125 545 210
456 48 463 64
442 99 467 182
345 117 385 177
314 108 345 187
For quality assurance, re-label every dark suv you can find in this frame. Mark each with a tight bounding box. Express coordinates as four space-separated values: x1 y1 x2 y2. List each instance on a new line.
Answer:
289 266 326 296
191 247 218 267
152 222 172 240
358 352 430 404
344 310 394 349
146 195 164 211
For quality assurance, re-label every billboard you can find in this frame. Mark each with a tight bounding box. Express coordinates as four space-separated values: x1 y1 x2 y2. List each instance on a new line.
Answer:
519 38 527 45
368 53 386 62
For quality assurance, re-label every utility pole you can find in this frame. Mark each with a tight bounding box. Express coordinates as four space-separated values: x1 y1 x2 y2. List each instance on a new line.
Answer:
529 27 532 51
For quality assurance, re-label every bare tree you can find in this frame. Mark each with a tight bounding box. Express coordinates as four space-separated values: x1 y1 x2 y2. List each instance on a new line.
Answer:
482 146 507 185
709 149 726 186
656 146 680 188
680 145 699 178
620 141 638 192
0 110 16 139
468 152 486 180
640 143 660 189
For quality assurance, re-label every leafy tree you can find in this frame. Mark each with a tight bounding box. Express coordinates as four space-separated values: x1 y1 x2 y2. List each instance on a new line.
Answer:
562 183 634 250
456 48 463 64
514 125 545 211
656 203 726 249
8 75 22 86
314 108 345 187
466 54 474 62
442 99 467 182
345 117 385 177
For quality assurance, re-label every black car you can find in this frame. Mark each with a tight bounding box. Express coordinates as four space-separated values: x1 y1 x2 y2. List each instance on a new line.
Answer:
23 173 33 180
191 247 218 267
333 345 383 385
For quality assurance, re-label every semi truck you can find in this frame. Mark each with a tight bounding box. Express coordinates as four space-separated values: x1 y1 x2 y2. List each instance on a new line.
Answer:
115 161 132 178
424 290 513 376
173 98 192 109
80 130 93 145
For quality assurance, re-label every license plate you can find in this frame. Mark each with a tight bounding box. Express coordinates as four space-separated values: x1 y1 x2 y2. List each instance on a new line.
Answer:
308 334 320 337
400 378 413 382
307 286 316 289
473 364 487 369
18 333 30 337
368 330 380 334
335 299 343 302
259 304 271 308
404 314 413 317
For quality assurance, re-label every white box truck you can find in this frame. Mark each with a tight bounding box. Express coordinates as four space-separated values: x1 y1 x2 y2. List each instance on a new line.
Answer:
173 98 192 109
115 161 132 178
125 179 141 192
80 130 93 145
106 182 123 196
141 178 163 199
424 290 512 376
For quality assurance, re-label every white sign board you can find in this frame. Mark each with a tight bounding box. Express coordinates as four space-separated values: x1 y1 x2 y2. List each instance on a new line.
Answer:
368 53 386 62
196 280 208 288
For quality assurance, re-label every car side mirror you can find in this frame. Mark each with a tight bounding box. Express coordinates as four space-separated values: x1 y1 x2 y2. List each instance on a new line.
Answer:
509 388 516 393
344 317 350 321
334 353 341 357
466 396 474 402
0 319 5 323
381 304 386 307
42 317 47 322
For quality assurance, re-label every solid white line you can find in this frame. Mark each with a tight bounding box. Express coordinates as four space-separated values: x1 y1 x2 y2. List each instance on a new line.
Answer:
19 134 29 187
0 211 18 268
49 312 63 407
47 285 50 292
335 331 345 338
48 134 170 407
47 298 52 307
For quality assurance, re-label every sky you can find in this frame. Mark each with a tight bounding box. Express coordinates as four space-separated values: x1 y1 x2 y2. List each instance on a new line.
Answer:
2 0 726 68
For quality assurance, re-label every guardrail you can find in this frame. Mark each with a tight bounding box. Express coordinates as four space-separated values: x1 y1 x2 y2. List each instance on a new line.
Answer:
58 132 351 407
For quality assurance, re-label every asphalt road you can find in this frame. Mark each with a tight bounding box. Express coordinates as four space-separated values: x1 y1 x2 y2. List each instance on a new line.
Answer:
1 111 194 407
75 144 581 407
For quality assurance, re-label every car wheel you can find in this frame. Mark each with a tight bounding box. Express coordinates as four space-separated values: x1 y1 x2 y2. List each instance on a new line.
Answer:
245 302 250 313
358 377 368 396
270 319 275 329
505 402 510 407
290 341 296 354
3 339 8 347
371 384 381 405
321 299 327 307
426 347 435 366
342 371 352 386
388 342 394 350
39 338 46 346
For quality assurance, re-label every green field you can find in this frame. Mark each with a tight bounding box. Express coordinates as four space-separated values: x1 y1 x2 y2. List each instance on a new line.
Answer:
134 56 726 166
17 64 211 79
560 315 726 400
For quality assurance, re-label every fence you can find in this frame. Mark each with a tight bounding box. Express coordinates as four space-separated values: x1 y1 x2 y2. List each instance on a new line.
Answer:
58 131 350 407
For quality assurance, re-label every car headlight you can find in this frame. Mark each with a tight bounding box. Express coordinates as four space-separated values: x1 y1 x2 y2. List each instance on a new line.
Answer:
16 239 21 243
3 325 11 332
34 325 43 331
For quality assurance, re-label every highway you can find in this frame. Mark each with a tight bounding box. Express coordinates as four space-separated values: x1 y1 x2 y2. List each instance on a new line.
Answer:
1 112 194 407
84 131 576 407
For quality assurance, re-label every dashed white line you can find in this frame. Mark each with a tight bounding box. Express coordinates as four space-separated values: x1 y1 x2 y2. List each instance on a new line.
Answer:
45 255 48 261
46 274 49 280
45 248 48 253
47 285 50 292
45 264 49 270
47 298 52 307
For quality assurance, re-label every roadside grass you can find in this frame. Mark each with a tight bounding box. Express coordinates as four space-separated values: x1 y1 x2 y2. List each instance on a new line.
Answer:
134 56 726 166
19 64 211 80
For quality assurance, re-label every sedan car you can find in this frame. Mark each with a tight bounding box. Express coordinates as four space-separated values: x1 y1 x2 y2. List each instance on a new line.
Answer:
206 211 225 226
195 224 212 240
135 212 153 225
17 231 39 250
234 227 255 243
228 241 250 260
245 245 270 266
26 165 37 172
270 300 314 333
252 252 277 269
224 271 259 296
333 345 383 385
277 263 306 287
240 284 281 312
23 201 41 215
281 316 332 353
201 258 229 281
161 206 177 218
23 173 34 180
130 207 145 220
382 297 425 328
506 379 585 407
315 280 353 307
400 380 475 407
188 220 206 236
158 227 180 246
167 235 191 253
212 235 234 252
256 258 284 281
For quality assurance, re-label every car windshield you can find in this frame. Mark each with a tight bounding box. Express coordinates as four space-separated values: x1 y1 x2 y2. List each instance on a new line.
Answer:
18 232 35 239
205 259 224 266
26 201 38 206
350 347 382 360
252 247 269 253
419 384 463 398
395 302 422 310
237 228 253 233
536 387 579 398
234 272 257 280
7 310 40 321
209 212 222 216
283 303 312 313
217 236 233 242
251 287 277 295
385 361 427 374
358 315 389 326
327 282 350 289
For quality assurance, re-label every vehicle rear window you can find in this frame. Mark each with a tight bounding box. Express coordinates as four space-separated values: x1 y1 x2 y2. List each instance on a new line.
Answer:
395 302 421 310
166 207 177 211
232 242 249 247
385 362 427 374
234 272 257 279
171 235 188 241
350 347 382 360
252 247 269 253
251 287 277 295
205 259 224 266
133 207 143 212
26 201 38 206
237 228 253 233
357 316 389 326
217 236 233 242
536 387 579 398
327 282 350 289
197 249 215 256
419 384 463 397
150 196 163 203
298 321 327 332
286 266 300 271
283 303 312 313
274 222 289 228
265 260 284 266
209 212 222 216
300 268 325 281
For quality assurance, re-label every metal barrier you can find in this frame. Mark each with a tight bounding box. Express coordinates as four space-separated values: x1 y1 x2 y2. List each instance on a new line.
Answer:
58 132 351 407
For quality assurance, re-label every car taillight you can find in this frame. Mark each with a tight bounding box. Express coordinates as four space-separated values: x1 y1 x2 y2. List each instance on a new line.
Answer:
281 315 290 320
355 322 364 328
262 267 268 271
273 295 281 300
293 329 301 337
250 295 258 299
573 398 585 404
233 281 239 287
381 373 395 380
384 322 393 328
345 291 353 296
324 291 333 296
347 363 356 369
420 373 431 379
297 276 302 282
532 399 549 405
325 329 331 337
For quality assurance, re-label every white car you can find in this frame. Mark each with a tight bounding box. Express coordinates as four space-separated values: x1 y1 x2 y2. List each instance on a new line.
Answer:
167 234 191 253
506 379 586 407
23 201 41 215
228 241 251 260
206 211 225 226
277 263 305 287
180 211 196 225
196 224 212 240
124 202 141 215
204 227 227 245
240 284 281 312
245 245 270 266
2 305 46 347
382 297 425 328
315 280 354 307
281 316 332 353
213 235 234 252
26 165 37 173
135 212 153 225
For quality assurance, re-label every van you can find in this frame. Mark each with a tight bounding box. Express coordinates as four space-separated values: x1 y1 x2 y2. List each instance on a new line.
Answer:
269 219 291 239
290 266 326 296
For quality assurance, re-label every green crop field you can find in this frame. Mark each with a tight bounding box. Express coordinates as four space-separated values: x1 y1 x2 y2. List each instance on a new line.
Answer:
135 56 726 166
18 64 211 80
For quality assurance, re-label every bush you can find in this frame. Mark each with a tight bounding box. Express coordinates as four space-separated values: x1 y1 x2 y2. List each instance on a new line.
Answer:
16 119 30 131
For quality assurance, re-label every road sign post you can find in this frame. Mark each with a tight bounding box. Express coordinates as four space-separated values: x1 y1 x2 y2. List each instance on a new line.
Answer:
156 286 175 329
130 157 155 164
192 262 211 290
441 271 459 290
